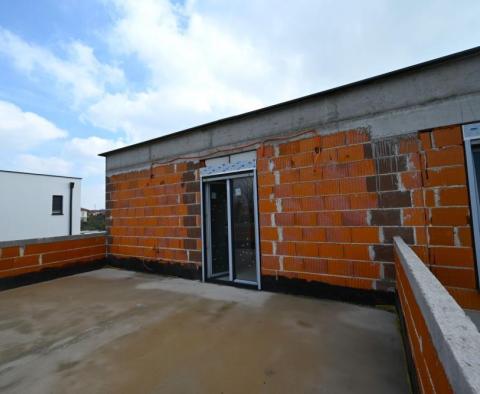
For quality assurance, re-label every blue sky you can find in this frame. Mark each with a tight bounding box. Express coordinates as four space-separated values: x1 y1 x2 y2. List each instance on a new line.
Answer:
0 0 479 208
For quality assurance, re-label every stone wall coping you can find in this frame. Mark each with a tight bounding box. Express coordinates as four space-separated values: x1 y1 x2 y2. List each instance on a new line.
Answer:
0 232 106 249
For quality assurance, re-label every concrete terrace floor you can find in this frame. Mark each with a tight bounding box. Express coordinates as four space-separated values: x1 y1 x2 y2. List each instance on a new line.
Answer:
0 269 409 394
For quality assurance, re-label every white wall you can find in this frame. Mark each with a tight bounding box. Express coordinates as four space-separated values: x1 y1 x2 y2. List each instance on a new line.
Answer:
0 172 81 241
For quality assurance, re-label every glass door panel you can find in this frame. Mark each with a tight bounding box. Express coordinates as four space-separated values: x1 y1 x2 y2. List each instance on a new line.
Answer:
209 181 229 276
230 176 257 282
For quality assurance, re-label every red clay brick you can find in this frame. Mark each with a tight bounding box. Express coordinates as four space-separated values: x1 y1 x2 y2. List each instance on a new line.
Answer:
338 177 367 194
15 255 39 268
346 129 370 144
322 131 346 148
316 180 340 195
337 145 365 162
457 227 472 247
296 243 319 257
259 200 276 213
428 227 454 246
403 208 427 226
276 242 296 256
341 211 367 226
345 244 370 261
326 228 352 243
283 227 303 241
293 182 315 196
1 247 19 258
431 266 476 289
328 260 353 276
429 246 474 268
432 126 462 147
401 172 422 189
351 227 379 243
279 140 300 156
280 169 299 184
425 166 466 187
302 228 326 242
430 207 469 226
282 256 303 272
425 146 464 167
348 160 376 177
298 137 320 152
275 213 295 226
439 187 469 206
324 195 350 210
350 193 378 209
295 212 317 226
261 227 278 241
317 212 342 226
353 261 380 278
262 256 280 270
319 243 344 259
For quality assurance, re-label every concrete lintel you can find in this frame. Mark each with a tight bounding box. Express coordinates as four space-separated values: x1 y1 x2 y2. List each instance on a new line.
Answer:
394 237 480 394
0 232 106 249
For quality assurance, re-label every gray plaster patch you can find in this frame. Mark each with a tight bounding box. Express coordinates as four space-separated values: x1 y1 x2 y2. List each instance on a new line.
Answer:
79 268 137 280
136 277 272 307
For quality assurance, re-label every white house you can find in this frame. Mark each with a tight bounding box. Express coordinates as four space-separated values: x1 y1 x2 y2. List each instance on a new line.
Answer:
81 208 89 222
0 170 81 241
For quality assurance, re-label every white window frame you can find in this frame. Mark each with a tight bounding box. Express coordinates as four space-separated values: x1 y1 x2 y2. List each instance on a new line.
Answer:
463 123 480 285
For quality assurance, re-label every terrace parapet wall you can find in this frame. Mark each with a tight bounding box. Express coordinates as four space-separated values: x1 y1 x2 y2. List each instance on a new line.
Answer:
0 233 106 282
394 237 480 394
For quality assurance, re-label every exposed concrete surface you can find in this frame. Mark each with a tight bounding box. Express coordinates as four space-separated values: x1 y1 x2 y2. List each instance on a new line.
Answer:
0 268 408 393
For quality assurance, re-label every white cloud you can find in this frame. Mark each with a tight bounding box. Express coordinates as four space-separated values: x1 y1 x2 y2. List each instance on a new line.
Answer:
0 28 125 105
82 0 480 144
67 136 125 158
0 100 67 150
15 154 73 176
83 0 276 143
65 136 126 176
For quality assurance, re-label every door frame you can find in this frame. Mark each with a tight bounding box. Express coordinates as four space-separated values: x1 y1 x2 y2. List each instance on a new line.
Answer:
200 164 261 290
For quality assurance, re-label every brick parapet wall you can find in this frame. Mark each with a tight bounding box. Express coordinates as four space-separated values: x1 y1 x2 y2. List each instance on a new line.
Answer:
106 161 203 275
257 125 479 306
0 234 106 279
394 237 480 394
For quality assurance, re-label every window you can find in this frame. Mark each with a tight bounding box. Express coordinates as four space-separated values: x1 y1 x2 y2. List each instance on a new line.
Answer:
463 123 480 285
52 195 63 215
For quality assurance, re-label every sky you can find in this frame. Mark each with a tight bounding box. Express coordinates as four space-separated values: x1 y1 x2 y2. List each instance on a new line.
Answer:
0 0 479 209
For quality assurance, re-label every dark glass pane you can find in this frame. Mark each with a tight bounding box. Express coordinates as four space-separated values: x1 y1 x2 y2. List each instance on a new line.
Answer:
473 146 480 192
209 182 229 275
231 176 256 282
52 195 63 214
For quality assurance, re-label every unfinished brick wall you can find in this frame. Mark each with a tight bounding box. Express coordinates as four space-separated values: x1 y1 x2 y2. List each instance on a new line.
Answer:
106 161 203 278
395 244 453 394
0 235 105 280
257 125 479 305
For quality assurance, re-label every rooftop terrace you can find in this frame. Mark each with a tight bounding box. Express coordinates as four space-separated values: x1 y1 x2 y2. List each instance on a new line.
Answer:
0 268 408 393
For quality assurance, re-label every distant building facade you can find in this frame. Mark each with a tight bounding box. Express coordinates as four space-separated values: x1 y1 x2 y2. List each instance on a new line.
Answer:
81 208 89 222
0 170 81 241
